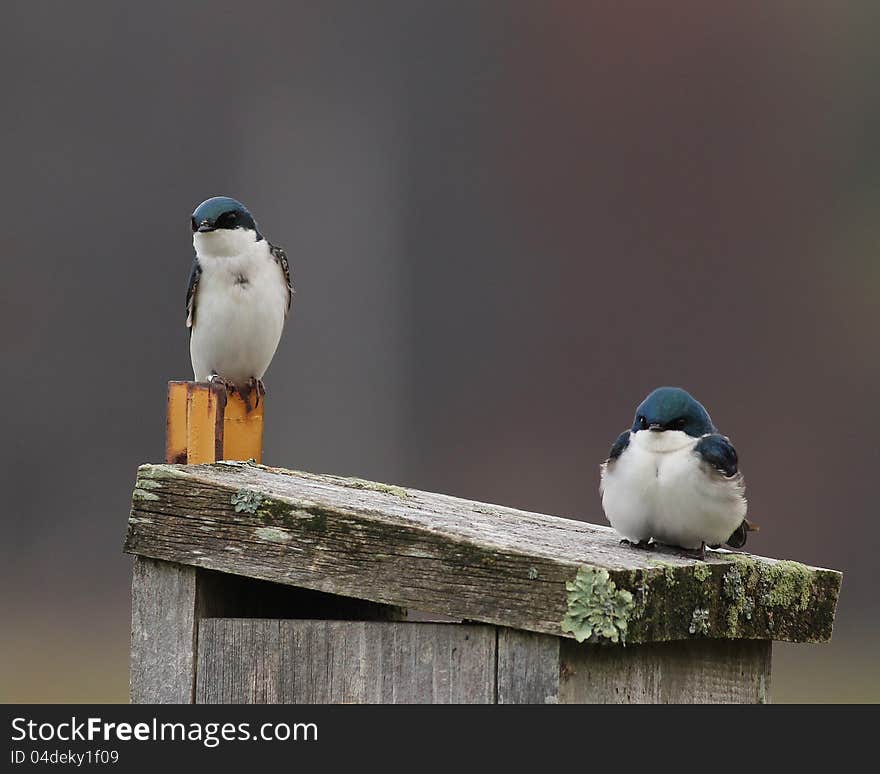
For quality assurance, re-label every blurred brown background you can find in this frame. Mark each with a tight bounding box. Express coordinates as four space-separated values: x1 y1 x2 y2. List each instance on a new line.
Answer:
1 1 876 702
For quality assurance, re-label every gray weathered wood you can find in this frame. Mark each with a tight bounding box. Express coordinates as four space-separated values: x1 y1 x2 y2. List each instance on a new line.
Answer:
195 620 496 703
130 556 199 703
497 628 561 704
193 619 771 704
125 461 841 644
130 557 404 703
558 638 772 703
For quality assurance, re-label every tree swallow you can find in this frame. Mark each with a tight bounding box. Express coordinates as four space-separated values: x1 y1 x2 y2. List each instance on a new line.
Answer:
599 386 757 559
186 196 292 410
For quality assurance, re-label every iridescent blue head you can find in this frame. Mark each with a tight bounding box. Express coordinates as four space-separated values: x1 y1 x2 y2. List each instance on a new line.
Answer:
631 387 715 438
191 196 260 236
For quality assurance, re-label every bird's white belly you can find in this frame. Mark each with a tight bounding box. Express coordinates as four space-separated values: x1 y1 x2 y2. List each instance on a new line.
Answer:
601 433 746 549
190 252 287 390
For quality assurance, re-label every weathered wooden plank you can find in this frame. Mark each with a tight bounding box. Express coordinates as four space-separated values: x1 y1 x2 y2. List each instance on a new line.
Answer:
129 558 403 703
127 561 271 703
193 619 770 704
195 620 496 704
497 628 561 704
130 557 199 703
558 639 772 704
125 461 842 645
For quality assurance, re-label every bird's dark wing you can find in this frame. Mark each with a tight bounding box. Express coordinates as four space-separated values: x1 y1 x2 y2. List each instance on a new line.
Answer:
269 242 293 315
608 431 631 461
694 433 738 477
599 431 631 498
695 434 756 548
185 258 202 329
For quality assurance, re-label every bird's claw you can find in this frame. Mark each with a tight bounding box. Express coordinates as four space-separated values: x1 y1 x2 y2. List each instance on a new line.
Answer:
207 372 233 408
208 372 232 390
677 542 708 561
620 538 655 551
241 377 266 413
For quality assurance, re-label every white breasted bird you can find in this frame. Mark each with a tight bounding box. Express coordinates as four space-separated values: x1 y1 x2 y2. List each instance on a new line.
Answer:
599 386 757 559
186 196 292 410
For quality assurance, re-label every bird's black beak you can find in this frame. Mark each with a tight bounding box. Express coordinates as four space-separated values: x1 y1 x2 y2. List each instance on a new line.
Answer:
648 423 664 432
196 219 215 233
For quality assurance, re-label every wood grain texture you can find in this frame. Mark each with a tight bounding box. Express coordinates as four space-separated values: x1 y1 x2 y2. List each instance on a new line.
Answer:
130 557 199 703
497 628 561 704
195 620 496 704
558 638 772 704
129 560 405 704
125 461 841 644
192 619 770 704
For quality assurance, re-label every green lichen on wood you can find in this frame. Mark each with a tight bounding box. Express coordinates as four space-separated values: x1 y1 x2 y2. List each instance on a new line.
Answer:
343 478 409 498
722 564 755 633
138 463 191 480
633 570 650 611
693 564 712 582
254 526 292 543
689 607 710 636
132 488 160 501
251 498 292 521
231 489 262 514
645 559 682 588
620 568 651 621
600 552 839 644
132 471 166 502
762 560 814 610
723 564 745 601
716 555 832 638
560 567 634 644
730 555 815 604
249 497 331 536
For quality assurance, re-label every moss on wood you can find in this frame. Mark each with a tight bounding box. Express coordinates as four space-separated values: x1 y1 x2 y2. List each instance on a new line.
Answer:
603 554 840 644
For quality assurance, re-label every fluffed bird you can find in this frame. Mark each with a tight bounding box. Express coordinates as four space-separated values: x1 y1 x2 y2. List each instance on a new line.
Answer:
186 196 292 410
599 386 757 559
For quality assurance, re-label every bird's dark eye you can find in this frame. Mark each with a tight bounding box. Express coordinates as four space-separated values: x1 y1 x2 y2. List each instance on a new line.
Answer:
638 416 648 430
219 211 237 228
676 417 687 428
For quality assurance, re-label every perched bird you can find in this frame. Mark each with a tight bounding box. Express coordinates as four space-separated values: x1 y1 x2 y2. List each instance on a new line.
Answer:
186 196 292 410
599 387 756 559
